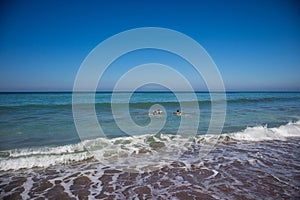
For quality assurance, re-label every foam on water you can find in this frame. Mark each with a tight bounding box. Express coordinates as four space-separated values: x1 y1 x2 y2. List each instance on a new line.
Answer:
20 176 33 199
0 120 299 171
228 120 300 141
1 136 299 199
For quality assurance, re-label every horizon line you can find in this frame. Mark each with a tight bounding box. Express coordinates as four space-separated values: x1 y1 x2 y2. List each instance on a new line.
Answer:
0 90 300 93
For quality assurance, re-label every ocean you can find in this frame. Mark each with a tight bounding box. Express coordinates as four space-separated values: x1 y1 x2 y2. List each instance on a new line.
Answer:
0 92 299 199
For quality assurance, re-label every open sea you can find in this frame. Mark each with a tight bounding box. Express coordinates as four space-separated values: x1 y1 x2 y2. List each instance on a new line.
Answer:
0 92 299 199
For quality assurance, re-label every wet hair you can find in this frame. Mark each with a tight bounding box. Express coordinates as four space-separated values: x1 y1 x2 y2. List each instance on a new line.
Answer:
177 110 179 112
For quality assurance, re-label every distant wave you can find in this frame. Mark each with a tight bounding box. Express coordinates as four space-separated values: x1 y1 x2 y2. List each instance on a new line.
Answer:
227 96 300 103
0 96 299 109
0 120 299 171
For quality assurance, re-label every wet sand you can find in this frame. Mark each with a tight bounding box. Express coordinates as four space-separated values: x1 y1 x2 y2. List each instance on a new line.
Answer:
1 138 299 199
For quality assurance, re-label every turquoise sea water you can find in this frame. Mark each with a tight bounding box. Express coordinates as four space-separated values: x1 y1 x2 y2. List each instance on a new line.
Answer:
0 92 299 151
0 92 300 171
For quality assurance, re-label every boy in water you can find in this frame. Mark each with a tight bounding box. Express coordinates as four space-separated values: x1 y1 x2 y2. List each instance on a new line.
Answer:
173 110 181 115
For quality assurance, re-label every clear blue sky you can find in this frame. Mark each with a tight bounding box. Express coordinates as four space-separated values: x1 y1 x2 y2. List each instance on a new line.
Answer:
0 0 299 91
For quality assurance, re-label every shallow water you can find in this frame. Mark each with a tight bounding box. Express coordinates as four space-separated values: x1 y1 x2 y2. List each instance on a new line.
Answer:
1 136 299 199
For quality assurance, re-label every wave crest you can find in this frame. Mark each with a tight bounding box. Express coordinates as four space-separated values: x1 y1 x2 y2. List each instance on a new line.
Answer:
0 120 299 171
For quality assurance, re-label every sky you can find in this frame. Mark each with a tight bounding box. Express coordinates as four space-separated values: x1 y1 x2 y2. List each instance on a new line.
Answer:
0 0 299 92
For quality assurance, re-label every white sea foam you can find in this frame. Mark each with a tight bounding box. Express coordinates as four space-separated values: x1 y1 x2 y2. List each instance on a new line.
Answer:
0 120 299 171
0 151 92 171
227 120 300 141
20 176 33 200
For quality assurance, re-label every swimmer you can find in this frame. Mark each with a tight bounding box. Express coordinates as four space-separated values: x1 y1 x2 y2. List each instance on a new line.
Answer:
173 110 181 115
152 109 163 115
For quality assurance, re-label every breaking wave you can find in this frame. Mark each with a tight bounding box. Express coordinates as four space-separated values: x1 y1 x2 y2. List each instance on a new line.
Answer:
0 120 299 171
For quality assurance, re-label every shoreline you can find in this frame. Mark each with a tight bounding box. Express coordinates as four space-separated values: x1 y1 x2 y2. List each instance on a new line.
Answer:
1 138 299 199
